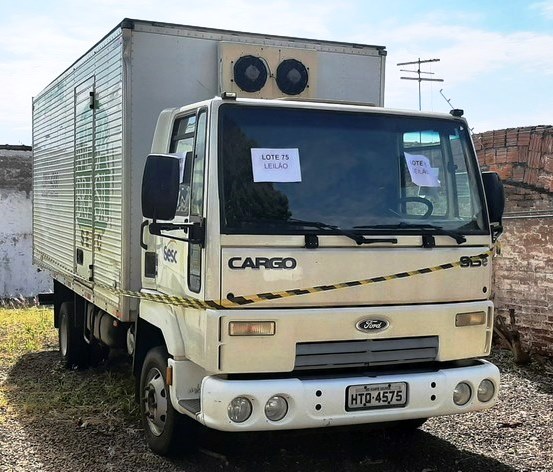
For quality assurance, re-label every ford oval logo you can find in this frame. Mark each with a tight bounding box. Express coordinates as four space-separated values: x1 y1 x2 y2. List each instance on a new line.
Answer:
356 319 389 333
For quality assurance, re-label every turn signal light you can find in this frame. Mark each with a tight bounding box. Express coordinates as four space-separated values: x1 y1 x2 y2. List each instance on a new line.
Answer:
455 311 486 327
229 321 276 336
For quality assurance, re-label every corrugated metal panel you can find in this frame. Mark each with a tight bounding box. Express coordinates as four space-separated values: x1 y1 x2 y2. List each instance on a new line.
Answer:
34 73 77 274
295 336 439 370
33 28 124 312
91 46 124 299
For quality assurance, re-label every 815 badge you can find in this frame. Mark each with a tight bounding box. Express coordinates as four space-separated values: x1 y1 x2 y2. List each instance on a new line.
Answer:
459 255 488 267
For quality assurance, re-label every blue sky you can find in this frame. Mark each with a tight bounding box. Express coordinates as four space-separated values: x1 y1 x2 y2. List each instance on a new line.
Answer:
1 0 552 144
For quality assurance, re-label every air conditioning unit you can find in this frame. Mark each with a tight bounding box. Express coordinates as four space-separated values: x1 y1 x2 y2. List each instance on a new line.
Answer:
218 42 317 99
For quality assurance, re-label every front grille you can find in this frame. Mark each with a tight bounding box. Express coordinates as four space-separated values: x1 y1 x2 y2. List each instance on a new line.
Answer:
294 336 439 370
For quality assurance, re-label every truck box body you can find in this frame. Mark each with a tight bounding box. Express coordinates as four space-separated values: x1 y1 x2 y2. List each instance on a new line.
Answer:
32 19 386 320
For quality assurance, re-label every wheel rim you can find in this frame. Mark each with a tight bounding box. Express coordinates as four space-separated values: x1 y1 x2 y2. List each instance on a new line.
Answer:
60 313 68 357
143 367 168 436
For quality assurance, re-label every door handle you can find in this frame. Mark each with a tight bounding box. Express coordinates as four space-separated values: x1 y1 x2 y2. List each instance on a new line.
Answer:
140 221 149 250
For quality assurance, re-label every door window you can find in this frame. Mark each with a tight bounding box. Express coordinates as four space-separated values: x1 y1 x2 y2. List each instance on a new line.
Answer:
188 110 207 293
168 110 207 293
170 115 196 217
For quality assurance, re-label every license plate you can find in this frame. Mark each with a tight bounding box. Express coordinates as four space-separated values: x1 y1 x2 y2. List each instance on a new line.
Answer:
346 382 407 411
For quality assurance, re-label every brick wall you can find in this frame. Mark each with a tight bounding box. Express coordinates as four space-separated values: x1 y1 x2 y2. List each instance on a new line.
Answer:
474 126 553 355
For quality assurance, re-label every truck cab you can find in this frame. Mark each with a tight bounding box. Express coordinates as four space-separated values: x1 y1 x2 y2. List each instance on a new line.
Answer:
137 95 504 452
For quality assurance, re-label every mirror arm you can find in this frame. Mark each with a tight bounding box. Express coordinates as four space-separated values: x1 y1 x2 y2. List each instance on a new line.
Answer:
148 220 205 247
149 222 190 232
491 222 503 242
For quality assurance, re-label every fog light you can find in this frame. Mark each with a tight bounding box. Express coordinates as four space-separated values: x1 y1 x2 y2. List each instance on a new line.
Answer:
228 397 252 423
477 379 495 402
453 382 472 406
265 395 288 421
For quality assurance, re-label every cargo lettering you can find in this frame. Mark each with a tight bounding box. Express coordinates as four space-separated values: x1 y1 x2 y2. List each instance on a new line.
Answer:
228 257 297 270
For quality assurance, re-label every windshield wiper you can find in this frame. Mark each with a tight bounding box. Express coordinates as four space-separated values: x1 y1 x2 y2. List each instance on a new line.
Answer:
287 218 398 245
353 222 466 245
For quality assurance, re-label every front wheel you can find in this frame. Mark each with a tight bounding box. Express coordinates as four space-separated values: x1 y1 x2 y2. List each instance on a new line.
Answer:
140 346 197 455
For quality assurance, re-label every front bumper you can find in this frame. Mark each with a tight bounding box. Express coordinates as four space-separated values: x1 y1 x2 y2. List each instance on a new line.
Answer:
186 359 499 431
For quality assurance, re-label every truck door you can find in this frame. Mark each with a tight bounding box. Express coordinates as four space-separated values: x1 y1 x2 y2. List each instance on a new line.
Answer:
74 77 96 282
154 108 208 296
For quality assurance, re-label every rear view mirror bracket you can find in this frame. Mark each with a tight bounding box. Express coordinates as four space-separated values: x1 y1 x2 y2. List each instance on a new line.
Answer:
148 218 205 247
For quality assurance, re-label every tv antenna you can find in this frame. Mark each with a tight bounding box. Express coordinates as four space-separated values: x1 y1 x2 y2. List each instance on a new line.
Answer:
439 89 455 109
397 58 444 111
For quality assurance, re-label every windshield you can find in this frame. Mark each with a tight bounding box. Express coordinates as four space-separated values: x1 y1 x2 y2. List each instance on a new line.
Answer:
218 104 487 235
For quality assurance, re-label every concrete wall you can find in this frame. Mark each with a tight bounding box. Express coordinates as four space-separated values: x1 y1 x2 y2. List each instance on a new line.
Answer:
474 126 553 355
0 145 51 298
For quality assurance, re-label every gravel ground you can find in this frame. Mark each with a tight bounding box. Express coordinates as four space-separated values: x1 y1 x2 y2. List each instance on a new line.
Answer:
0 349 552 472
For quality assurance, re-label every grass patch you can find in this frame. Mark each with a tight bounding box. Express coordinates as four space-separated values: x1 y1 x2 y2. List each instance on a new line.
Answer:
0 306 139 426
0 307 57 365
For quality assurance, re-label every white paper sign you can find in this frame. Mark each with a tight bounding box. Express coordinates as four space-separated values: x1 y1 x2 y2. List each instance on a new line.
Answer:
404 152 441 187
251 148 302 183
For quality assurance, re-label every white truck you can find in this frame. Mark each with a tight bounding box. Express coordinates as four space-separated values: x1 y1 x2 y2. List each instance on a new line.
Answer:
33 19 505 455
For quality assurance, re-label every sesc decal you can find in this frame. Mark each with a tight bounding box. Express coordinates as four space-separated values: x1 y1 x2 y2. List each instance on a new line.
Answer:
163 246 178 263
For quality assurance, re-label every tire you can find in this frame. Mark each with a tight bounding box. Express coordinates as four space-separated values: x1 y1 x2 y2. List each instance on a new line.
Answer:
139 346 198 455
58 302 89 369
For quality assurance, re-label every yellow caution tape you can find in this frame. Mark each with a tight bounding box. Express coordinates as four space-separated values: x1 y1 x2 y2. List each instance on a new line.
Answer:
94 249 494 309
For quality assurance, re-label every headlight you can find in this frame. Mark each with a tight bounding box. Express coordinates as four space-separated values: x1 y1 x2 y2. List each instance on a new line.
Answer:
453 382 472 406
477 379 495 402
265 395 288 421
228 397 253 423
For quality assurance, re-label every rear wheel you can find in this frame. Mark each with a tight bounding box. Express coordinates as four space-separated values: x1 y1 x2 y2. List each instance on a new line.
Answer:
140 346 198 455
58 301 89 369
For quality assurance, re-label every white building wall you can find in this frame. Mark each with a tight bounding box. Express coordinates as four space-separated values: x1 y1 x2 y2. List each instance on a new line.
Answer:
0 146 52 298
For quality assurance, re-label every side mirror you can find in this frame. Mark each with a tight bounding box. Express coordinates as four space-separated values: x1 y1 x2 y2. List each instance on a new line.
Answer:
481 171 505 236
141 154 181 220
